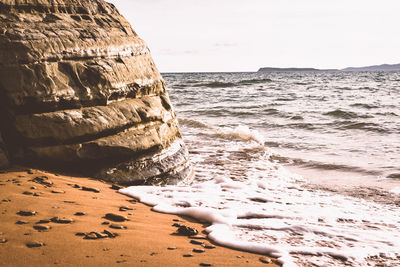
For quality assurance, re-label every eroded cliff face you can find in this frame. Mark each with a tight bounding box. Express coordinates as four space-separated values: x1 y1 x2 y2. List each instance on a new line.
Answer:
0 0 192 184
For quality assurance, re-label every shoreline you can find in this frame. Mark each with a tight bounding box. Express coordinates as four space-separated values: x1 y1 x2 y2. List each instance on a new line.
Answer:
0 167 279 266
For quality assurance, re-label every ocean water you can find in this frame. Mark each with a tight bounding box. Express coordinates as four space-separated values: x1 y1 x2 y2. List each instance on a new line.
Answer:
121 72 400 266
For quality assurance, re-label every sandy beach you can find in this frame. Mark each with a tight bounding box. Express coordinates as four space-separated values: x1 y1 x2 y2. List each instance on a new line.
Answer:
0 167 279 267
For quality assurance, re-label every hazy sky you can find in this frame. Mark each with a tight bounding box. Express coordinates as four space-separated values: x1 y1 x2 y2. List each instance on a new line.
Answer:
109 0 400 72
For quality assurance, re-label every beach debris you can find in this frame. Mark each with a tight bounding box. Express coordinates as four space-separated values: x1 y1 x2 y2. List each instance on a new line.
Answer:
81 186 100 193
50 217 74 224
190 240 204 245
33 225 51 231
74 212 86 216
183 254 193 257
0 238 7 243
16 220 29 224
17 210 37 216
199 263 212 267
176 225 198 236
119 206 134 212
109 224 127 230
51 189 65 194
104 213 128 222
192 248 205 253
30 176 53 187
26 241 45 248
259 257 272 264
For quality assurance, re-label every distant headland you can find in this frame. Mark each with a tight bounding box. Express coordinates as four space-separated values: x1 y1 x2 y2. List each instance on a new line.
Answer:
258 63 400 72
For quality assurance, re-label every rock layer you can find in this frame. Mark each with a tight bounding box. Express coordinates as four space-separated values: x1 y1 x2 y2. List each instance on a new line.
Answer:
0 0 192 184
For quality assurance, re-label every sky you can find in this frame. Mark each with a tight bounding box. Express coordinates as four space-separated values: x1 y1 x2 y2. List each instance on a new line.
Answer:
108 0 400 72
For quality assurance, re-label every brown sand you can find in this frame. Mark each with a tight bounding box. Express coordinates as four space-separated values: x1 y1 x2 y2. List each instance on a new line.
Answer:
0 167 279 267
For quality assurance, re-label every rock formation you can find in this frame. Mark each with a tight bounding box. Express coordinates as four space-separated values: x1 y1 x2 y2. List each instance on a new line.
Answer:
0 0 192 184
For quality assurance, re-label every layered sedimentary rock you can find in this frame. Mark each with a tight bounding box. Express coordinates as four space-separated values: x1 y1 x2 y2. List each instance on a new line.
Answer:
0 0 192 184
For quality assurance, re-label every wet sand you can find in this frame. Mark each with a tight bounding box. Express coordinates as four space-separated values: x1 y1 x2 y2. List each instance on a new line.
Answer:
0 167 279 266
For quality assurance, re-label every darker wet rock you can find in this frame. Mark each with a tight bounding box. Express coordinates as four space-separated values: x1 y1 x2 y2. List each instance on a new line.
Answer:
259 257 272 264
193 248 205 253
26 241 45 248
176 225 198 236
17 210 37 216
74 212 86 216
104 213 128 222
190 240 204 245
109 224 127 230
82 187 100 193
16 220 29 224
50 217 74 224
33 225 51 231
111 184 122 190
30 176 53 187
119 206 134 212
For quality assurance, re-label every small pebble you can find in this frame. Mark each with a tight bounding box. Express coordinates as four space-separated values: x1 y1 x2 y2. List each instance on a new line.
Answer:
73 184 80 188
33 225 51 231
183 254 193 257
167 247 177 250
199 263 212 267
203 244 216 249
50 217 74 224
74 212 86 216
16 220 29 224
36 219 50 224
104 213 128 222
190 240 204 245
111 184 122 190
17 210 37 216
109 224 126 230
51 190 65 194
102 221 110 225
26 241 44 248
23 191 33 195
81 186 100 193
259 257 272 264
192 248 205 253
30 186 37 190
177 225 198 236
0 238 7 243
119 206 133 212
75 232 86 236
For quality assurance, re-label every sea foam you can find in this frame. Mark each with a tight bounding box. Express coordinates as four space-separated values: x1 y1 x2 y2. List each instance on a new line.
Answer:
119 156 400 266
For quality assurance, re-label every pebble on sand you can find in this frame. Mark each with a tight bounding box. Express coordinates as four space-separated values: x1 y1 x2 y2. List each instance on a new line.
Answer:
104 213 129 222
199 263 212 267
26 241 45 248
192 248 205 253
81 186 100 193
109 224 127 230
17 210 37 216
0 238 7 243
33 225 51 231
259 257 272 264
16 220 29 224
176 225 198 236
74 212 86 216
50 217 74 224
